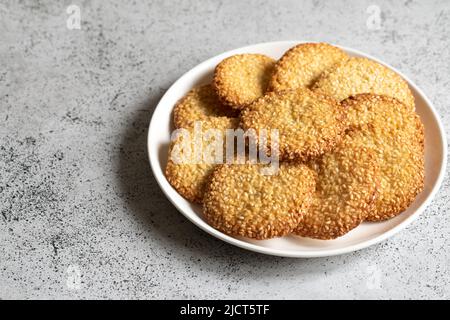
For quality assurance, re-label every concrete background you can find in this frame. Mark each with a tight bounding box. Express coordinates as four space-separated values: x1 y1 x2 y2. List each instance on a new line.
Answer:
0 0 449 299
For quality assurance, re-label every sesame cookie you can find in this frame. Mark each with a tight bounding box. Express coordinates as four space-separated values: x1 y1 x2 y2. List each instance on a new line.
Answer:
342 94 425 221
268 43 348 92
173 84 238 129
312 57 415 109
294 130 379 239
240 88 347 161
165 120 239 204
203 162 316 239
213 54 276 109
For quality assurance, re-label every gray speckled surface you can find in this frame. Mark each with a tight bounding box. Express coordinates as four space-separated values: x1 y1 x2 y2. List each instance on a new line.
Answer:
0 0 449 300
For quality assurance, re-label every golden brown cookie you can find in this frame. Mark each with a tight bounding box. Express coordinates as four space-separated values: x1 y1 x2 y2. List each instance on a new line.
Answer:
294 130 379 239
240 88 346 161
312 57 415 109
173 84 237 129
203 162 316 239
213 54 275 109
342 94 424 221
165 120 238 204
268 42 348 92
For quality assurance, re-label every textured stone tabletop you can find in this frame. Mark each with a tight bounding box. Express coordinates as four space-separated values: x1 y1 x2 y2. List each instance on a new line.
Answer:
1 0 449 299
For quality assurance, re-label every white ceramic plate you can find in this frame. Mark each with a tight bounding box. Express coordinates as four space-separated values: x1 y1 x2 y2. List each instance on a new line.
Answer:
148 41 447 258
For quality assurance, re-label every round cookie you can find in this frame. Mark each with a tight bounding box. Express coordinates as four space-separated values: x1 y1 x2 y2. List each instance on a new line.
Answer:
213 54 276 109
268 42 348 92
203 162 316 239
165 150 216 203
165 120 238 204
294 130 379 240
240 88 347 161
173 84 237 129
312 57 415 109
342 94 424 221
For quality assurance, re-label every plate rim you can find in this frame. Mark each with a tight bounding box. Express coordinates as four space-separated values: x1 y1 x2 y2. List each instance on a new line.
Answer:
147 40 448 258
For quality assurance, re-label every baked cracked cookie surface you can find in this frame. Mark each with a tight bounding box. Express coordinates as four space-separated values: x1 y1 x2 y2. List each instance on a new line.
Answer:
268 42 348 91
240 88 346 161
213 54 275 109
313 57 415 109
294 130 379 239
342 94 424 221
203 162 316 239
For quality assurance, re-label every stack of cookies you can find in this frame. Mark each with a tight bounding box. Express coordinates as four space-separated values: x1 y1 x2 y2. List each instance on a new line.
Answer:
165 43 425 240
